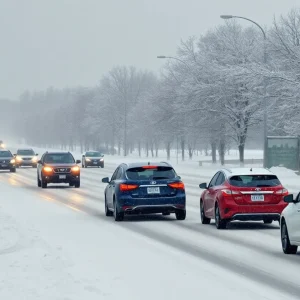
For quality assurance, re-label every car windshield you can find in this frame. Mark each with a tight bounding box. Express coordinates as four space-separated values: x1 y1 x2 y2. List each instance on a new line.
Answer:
44 153 75 164
86 152 102 157
0 151 12 157
229 175 281 187
17 149 35 155
126 166 176 180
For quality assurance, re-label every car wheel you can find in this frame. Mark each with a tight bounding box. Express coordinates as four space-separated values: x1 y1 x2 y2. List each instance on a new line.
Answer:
37 175 41 187
74 181 80 188
105 196 113 216
263 219 273 224
200 200 211 224
41 176 47 189
69 182 74 187
175 209 186 220
281 221 298 254
113 199 124 221
10 168 16 173
215 204 227 229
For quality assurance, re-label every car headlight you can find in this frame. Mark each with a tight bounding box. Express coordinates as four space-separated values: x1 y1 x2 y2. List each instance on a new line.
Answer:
43 166 53 172
10 159 15 164
32 156 38 161
72 166 80 172
16 156 23 161
100 158 104 161
86 158 91 162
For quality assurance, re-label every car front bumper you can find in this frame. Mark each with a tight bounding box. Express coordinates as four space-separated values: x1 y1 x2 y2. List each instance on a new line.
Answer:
85 160 104 167
0 163 15 170
43 173 80 183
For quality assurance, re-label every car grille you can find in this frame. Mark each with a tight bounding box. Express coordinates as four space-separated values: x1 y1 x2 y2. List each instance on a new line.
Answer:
0 160 7 163
53 168 71 173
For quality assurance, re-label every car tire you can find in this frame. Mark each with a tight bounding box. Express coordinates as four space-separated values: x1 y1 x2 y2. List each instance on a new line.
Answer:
10 168 16 173
215 204 227 229
69 182 74 187
200 200 211 224
281 221 298 254
263 219 273 224
41 176 47 188
113 199 124 221
175 209 186 220
74 181 80 188
37 175 41 187
162 212 170 216
105 196 113 216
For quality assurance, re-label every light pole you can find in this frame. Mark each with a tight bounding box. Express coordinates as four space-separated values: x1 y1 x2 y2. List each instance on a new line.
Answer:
220 15 267 167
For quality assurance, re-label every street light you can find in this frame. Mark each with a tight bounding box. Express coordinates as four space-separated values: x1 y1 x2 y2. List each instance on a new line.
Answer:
220 15 267 167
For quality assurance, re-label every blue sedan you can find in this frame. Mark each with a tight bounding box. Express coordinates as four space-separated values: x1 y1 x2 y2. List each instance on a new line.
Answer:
102 162 186 221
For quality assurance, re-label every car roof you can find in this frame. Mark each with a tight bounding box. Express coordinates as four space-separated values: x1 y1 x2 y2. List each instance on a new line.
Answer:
17 148 34 151
44 151 73 155
220 167 275 177
122 161 172 169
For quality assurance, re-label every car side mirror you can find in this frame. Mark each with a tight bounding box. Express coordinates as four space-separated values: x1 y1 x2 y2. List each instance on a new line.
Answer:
36 153 38 156
82 155 85 158
102 177 109 183
13 153 16 156
199 183 208 189
283 194 295 203
101 154 104 157
76 159 81 164
37 160 42 164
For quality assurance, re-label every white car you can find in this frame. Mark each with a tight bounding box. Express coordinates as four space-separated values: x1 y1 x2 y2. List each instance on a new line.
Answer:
280 193 300 254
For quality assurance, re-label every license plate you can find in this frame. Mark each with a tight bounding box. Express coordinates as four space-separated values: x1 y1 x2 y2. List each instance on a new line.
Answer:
1 164 7 167
59 175 66 179
251 195 264 201
93 161 98 164
147 187 160 194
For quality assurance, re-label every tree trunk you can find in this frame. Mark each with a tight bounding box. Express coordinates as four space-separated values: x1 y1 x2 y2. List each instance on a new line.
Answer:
238 144 245 166
218 138 226 166
138 141 141 157
166 142 171 160
146 142 149 157
181 138 185 161
118 140 121 156
188 145 193 160
211 141 217 164
150 142 154 157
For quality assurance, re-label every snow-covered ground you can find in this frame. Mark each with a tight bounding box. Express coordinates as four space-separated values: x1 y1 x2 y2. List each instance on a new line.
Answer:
1 143 300 299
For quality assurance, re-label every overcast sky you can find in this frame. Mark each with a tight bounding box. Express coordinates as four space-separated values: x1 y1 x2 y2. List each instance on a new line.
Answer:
0 0 299 100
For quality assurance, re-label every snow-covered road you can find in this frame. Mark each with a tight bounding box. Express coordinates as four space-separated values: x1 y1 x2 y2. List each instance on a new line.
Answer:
0 162 300 300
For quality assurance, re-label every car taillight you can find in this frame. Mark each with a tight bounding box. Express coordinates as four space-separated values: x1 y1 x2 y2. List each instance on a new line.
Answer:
142 166 157 169
168 182 185 189
120 184 139 192
221 189 240 196
275 188 289 196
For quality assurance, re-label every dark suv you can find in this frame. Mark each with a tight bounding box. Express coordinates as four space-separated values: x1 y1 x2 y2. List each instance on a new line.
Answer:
0 149 16 172
37 151 81 188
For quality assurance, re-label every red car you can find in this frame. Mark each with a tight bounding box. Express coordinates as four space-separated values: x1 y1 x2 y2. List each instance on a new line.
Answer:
199 168 288 229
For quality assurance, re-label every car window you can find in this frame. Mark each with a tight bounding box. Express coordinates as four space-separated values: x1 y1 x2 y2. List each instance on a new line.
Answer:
17 149 35 155
43 153 75 164
86 151 102 157
229 175 281 187
111 167 120 181
0 151 12 157
208 172 220 188
215 172 225 186
126 166 176 180
116 167 123 179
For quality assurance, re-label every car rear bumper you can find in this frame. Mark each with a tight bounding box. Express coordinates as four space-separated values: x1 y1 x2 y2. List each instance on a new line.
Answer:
118 195 186 214
43 173 80 183
221 202 287 221
231 213 280 221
